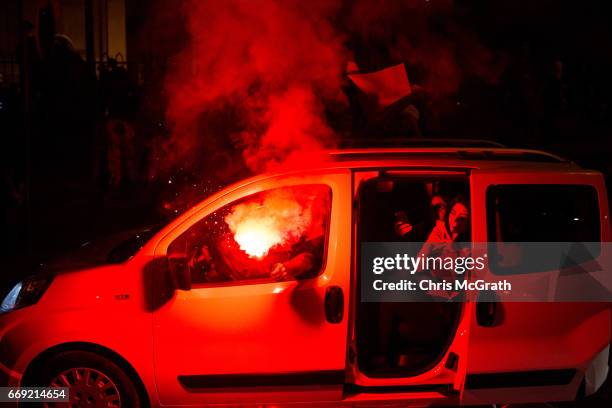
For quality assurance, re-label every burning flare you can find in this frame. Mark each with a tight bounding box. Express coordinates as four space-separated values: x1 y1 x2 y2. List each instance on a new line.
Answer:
225 189 313 258
231 217 283 258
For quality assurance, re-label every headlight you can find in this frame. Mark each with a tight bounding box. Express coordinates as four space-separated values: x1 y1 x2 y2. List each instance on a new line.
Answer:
1 276 54 313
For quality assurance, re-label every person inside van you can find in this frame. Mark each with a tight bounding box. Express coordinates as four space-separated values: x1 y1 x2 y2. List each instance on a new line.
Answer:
390 185 432 242
186 233 325 284
394 193 447 238
418 195 471 296
270 235 325 281
373 196 469 372
421 195 470 249
372 194 457 371
392 185 448 241
431 194 447 224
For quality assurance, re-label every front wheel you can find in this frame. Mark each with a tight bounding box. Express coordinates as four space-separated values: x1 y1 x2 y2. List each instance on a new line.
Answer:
28 350 142 408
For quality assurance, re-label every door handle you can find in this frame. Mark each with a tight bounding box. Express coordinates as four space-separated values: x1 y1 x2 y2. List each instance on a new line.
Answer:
476 291 502 327
324 286 344 324
476 302 497 327
476 299 505 327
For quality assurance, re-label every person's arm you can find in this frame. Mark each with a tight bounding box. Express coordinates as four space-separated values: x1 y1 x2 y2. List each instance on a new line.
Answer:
419 226 441 258
271 236 323 280
417 223 451 273
271 253 315 281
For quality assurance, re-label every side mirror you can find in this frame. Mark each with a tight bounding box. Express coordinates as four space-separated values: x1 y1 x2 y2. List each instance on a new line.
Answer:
168 254 192 291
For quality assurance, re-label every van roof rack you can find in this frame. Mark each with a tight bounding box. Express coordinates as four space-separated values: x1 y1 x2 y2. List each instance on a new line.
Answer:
329 147 568 163
339 138 507 149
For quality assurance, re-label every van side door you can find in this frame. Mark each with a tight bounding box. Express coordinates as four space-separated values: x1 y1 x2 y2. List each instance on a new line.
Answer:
465 168 611 405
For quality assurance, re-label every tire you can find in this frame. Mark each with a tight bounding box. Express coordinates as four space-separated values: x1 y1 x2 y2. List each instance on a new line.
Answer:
27 350 142 408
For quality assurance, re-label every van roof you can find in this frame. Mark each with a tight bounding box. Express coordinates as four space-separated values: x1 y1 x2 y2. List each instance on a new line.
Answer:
319 147 596 174
226 147 592 187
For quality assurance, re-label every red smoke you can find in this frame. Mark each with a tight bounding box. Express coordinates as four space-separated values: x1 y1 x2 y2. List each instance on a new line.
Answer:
152 0 507 193
162 0 348 175
224 186 327 258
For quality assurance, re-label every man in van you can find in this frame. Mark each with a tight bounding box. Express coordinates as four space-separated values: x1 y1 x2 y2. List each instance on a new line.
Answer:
270 235 325 281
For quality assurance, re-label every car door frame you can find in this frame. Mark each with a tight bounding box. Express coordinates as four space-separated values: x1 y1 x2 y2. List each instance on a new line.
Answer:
345 168 473 401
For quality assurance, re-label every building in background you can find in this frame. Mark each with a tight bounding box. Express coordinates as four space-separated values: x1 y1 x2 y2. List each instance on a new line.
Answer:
0 0 127 87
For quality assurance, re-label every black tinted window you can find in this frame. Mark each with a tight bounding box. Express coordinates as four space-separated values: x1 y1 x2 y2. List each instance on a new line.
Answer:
486 185 600 275
487 184 600 242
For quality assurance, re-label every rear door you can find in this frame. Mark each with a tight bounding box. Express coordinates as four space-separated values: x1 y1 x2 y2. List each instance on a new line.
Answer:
464 168 612 405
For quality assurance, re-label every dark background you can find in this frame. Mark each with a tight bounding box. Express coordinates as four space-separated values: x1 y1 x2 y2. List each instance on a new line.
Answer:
1 1 611 405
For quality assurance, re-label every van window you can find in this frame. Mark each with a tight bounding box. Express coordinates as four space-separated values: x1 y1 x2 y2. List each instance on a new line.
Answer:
487 184 600 242
486 184 600 275
168 185 331 285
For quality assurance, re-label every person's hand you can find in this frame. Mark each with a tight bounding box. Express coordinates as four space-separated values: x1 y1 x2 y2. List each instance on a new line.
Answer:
394 211 413 237
270 263 289 281
394 221 413 237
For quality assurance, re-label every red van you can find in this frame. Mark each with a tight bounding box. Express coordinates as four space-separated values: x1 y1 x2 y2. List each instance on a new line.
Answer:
0 147 609 407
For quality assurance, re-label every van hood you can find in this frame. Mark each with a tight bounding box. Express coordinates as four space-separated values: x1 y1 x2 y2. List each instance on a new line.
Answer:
36 225 162 275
